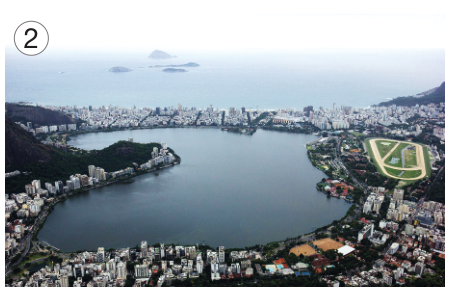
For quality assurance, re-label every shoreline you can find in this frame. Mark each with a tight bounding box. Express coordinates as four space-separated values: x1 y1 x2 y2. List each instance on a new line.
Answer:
31 162 180 251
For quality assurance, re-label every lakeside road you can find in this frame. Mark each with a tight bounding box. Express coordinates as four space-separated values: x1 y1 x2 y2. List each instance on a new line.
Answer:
368 138 427 180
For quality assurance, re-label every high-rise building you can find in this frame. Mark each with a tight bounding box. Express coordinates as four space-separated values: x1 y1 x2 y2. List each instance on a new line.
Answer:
357 224 374 242
405 224 414 235
219 246 225 263
393 189 404 201
32 180 41 191
106 259 116 272
135 264 149 278
97 247 105 263
25 184 35 195
55 181 64 193
303 106 313 116
160 243 165 258
116 262 127 279
141 241 148 258
88 165 96 178
372 200 382 214
196 259 204 274
388 243 399 254
94 168 105 181
155 107 161 115
415 261 425 276
73 264 85 277
70 176 81 189
60 275 69 287
66 180 74 190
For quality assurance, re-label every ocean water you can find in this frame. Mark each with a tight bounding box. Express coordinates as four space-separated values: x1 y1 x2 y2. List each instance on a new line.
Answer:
5 49 444 110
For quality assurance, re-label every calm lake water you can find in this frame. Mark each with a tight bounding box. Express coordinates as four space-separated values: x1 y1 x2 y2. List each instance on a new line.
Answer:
38 128 350 251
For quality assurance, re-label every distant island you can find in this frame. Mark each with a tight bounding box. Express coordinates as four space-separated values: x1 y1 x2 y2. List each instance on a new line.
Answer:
148 50 174 59
163 68 187 73
149 62 200 68
109 66 132 73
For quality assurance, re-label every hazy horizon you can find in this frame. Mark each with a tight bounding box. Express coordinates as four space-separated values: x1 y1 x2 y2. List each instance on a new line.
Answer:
4 1 445 53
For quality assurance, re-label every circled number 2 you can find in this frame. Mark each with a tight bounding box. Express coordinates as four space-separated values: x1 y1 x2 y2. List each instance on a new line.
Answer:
24 28 38 48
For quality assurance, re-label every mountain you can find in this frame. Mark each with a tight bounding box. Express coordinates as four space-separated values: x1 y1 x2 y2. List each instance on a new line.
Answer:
148 50 173 59
378 82 445 107
6 103 76 126
5 137 181 194
5 117 53 169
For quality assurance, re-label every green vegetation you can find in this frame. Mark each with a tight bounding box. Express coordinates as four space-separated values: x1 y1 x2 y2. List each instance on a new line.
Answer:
378 82 444 107
384 167 422 179
384 167 403 177
375 140 398 158
5 140 180 194
21 253 49 266
400 169 422 179
383 142 412 168
427 167 445 203
350 131 365 137
403 148 417 167
364 138 385 175
422 147 432 178
366 138 431 181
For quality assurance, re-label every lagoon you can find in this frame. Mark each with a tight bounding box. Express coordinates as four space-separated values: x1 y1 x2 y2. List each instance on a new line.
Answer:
38 128 350 251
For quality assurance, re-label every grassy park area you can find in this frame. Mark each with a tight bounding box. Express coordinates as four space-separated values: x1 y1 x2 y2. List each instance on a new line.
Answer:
375 140 398 158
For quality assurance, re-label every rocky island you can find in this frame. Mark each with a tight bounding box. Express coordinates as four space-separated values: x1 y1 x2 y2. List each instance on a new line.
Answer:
148 50 174 59
149 62 200 68
162 68 187 73
109 66 132 73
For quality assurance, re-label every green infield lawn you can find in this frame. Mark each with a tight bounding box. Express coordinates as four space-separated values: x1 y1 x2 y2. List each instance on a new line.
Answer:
422 146 432 178
375 140 398 158
385 167 404 177
384 142 413 168
400 169 423 179
403 148 417 167
384 167 422 179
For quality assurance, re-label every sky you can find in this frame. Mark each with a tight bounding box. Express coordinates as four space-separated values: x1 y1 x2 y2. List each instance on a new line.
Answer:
2 0 446 54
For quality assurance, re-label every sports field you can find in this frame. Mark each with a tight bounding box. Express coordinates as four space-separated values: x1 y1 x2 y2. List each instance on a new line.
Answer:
290 244 316 256
365 138 429 181
312 238 344 251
